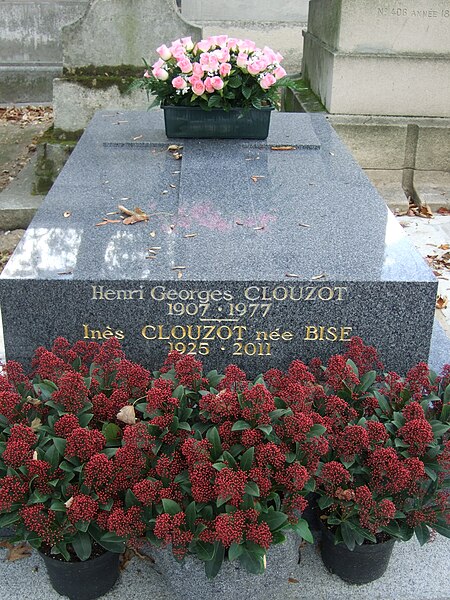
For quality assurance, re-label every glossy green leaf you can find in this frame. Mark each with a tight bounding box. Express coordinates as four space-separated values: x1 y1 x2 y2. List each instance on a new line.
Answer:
205 542 224 579
162 499 181 515
72 533 92 561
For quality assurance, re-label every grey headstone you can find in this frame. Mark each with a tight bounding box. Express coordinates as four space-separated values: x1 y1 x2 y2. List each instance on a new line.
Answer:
62 0 201 68
0 111 437 376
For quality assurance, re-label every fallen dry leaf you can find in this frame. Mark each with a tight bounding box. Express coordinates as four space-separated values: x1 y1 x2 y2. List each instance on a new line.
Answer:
436 295 448 310
288 578 299 584
439 244 450 250
57 271 72 275
271 145 296 151
150 231 156 237
235 221 244 226
0 542 32 562
299 222 311 228
286 273 300 278
133 135 143 141
168 144 183 151
169 184 176 189
177 271 183 279
63 211 71 218
184 233 197 238
437 207 450 215
30 417 42 431
253 226 265 231
419 205 433 218
172 266 186 270
117 405 136 425
251 175 265 183
312 273 327 280
119 205 149 225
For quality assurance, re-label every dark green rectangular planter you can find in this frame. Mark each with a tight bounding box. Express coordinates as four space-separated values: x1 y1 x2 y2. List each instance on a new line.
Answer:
162 105 274 139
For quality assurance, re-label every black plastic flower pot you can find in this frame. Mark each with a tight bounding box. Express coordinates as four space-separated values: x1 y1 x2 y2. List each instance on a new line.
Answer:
39 549 120 600
319 524 395 585
301 493 321 533
162 105 274 139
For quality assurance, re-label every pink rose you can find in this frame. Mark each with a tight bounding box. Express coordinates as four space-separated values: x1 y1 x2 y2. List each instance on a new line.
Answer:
152 67 169 81
214 48 230 63
210 76 224 91
263 46 278 64
273 66 287 80
259 73 276 90
181 37 194 51
171 43 186 60
177 58 193 73
156 44 172 61
197 39 212 52
152 58 165 70
219 62 232 77
247 61 263 76
192 80 206 96
192 63 204 77
172 76 187 90
226 37 239 50
204 77 214 93
236 52 248 68
239 39 257 52
215 35 228 47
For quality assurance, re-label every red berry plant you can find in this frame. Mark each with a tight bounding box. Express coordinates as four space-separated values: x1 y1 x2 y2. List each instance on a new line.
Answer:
0 337 151 561
305 338 450 550
123 351 329 578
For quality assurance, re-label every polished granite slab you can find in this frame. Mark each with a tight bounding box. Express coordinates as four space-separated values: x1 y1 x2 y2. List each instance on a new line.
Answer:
0 111 437 374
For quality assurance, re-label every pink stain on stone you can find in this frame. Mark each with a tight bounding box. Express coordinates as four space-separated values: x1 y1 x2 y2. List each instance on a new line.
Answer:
177 202 277 232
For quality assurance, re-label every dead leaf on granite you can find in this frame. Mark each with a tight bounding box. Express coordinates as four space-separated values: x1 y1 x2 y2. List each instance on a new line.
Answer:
288 578 299 584
298 222 311 228
63 211 72 218
133 135 143 141
286 273 300 278
271 146 296 151
439 244 450 250
251 175 265 183
312 273 327 280
119 205 149 225
437 207 450 215
184 233 197 238
436 295 448 310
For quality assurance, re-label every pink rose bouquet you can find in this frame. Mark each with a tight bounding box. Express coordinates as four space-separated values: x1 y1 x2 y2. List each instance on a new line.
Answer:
132 35 294 111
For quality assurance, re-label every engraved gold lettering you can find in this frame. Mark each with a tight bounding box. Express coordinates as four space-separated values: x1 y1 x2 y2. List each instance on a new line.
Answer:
244 286 260 301
151 286 166 301
281 331 293 341
273 286 288 301
233 326 247 341
340 327 353 341
304 326 319 341
158 325 170 340
304 325 353 342
141 325 157 340
171 326 186 340
187 325 202 340
217 326 232 340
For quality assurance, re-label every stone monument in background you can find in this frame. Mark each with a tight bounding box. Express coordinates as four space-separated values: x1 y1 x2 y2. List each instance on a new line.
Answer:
302 0 450 117
53 0 201 131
